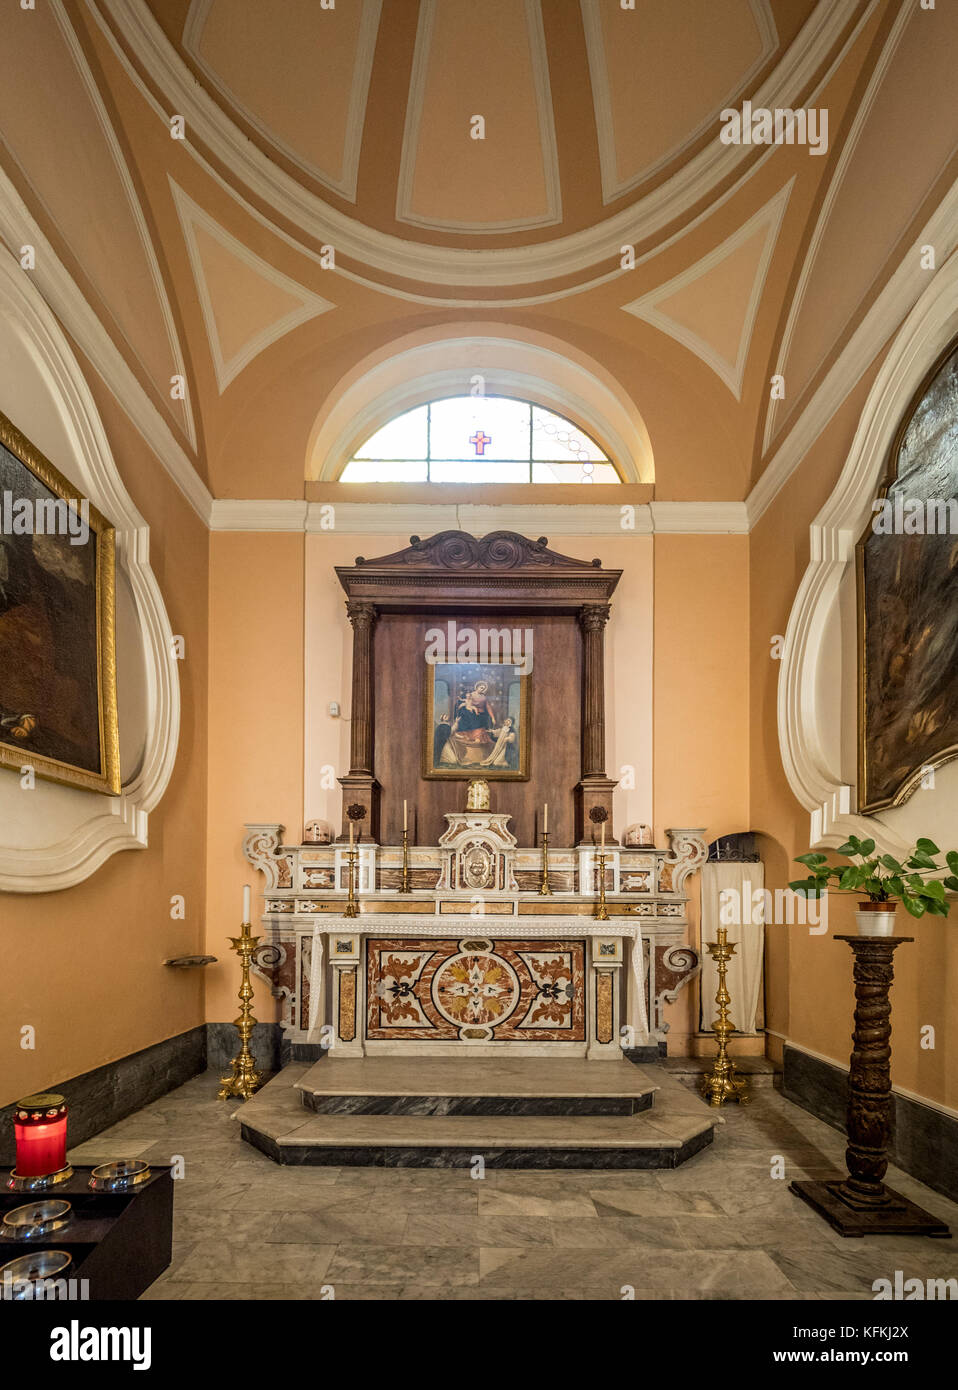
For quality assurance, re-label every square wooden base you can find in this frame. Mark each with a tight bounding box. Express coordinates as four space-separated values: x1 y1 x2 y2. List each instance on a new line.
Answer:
790 1179 951 1238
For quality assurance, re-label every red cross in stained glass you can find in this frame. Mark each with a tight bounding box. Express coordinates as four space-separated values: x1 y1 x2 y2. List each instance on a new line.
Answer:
469 430 492 456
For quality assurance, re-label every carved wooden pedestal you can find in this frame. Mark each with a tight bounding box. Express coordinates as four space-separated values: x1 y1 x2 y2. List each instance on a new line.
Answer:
790 935 950 1238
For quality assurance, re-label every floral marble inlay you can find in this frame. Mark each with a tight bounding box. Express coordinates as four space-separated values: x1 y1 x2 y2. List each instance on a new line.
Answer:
366 937 585 1042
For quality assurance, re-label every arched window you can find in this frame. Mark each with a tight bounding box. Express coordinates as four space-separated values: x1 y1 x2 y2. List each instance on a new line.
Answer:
340 396 620 483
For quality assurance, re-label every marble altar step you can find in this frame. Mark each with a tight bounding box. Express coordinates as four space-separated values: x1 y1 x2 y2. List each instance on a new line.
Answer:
235 1062 720 1169
296 1057 657 1117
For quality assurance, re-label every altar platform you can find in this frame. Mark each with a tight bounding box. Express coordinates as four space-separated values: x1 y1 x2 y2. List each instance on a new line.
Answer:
234 1057 719 1169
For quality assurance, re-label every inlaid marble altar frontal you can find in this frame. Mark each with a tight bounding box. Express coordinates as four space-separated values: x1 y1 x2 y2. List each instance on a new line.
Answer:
366 937 586 1042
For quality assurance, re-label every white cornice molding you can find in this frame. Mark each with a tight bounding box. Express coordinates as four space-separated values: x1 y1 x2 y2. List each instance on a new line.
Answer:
581 0 778 205
0 166 214 526
208 499 752 536
747 181 958 529
776 245 958 855
650 502 750 534
171 180 333 394
396 0 562 235
624 180 792 400
99 0 860 292
0 243 180 891
182 0 383 204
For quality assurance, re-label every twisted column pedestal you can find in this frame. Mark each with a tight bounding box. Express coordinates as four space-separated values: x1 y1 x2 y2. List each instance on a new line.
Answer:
790 935 950 1238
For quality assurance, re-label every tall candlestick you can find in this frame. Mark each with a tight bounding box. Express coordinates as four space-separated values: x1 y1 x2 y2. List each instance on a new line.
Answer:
242 884 251 923
543 802 548 834
403 799 408 831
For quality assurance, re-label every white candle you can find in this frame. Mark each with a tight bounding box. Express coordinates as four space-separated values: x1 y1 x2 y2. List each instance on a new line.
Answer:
601 820 605 848
243 884 251 922
543 802 548 834
349 820 354 847
403 799 408 831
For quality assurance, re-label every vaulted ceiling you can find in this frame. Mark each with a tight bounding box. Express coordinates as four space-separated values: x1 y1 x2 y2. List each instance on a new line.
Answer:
0 0 954 503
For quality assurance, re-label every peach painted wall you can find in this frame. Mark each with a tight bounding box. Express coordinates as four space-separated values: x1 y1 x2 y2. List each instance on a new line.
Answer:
653 535 750 1048
750 352 958 1111
204 532 305 1022
0 363 209 1108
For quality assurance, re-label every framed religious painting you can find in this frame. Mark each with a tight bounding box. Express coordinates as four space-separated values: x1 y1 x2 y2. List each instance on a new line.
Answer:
0 408 120 794
857 340 958 812
423 660 530 780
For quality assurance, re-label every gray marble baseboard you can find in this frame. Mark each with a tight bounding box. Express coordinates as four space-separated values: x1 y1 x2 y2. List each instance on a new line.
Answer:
782 1043 958 1204
0 1025 207 1163
205 1021 282 1073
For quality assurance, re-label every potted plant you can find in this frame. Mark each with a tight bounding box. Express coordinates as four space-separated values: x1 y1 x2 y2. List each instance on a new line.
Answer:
789 835 958 935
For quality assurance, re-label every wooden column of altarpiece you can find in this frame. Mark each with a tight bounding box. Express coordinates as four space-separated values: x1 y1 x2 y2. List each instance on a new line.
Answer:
333 530 622 844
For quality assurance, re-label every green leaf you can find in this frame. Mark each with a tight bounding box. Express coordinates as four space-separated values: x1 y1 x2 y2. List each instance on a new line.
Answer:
915 838 940 856
836 839 859 857
924 900 948 916
907 853 938 871
902 895 927 918
795 852 827 868
789 879 823 898
946 851 958 876
858 838 876 857
839 866 860 891
921 879 946 902
880 854 904 873
943 875 958 893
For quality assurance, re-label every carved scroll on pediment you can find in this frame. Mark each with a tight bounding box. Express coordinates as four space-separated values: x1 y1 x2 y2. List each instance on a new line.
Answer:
353 530 601 572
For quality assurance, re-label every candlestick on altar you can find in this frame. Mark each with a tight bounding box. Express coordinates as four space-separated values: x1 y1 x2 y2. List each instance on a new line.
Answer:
537 828 553 896
592 850 610 920
400 825 411 894
344 832 359 918
217 918 264 1101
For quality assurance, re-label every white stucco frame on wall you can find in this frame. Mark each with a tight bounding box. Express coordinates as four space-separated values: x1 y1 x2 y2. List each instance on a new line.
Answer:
0 244 180 892
777 247 958 858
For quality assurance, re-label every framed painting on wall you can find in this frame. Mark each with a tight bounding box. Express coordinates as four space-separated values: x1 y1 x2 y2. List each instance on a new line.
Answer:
423 660 530 780
857 341 958 812
0 408 120 794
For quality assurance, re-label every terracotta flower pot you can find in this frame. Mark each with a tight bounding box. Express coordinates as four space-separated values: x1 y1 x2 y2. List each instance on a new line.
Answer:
855 900 897 936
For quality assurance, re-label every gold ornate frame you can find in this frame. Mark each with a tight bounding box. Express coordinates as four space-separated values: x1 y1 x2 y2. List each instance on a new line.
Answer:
856 339 958 813
422 659 531 781
0 409 120 794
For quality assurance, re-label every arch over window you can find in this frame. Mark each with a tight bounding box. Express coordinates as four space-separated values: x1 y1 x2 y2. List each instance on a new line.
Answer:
340 395 620 484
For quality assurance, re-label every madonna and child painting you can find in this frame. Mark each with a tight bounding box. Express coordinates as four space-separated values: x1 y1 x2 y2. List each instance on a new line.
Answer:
423 662 529 780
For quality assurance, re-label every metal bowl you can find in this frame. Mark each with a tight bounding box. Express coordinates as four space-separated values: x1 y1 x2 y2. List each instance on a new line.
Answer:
89 1158 151 1191
1 1199 72 1240
0 1249 73 1296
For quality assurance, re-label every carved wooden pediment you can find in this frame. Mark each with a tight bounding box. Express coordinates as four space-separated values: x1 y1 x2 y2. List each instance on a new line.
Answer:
337 530 621 611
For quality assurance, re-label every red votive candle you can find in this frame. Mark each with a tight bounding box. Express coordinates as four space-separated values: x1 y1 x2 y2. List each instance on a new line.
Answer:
14 1094 68 1177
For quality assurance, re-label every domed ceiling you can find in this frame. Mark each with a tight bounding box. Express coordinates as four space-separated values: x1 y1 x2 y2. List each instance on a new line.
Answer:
0 0 953 505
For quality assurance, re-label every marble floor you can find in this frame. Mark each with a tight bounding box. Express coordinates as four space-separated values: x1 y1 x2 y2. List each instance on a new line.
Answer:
66 1071 958 1302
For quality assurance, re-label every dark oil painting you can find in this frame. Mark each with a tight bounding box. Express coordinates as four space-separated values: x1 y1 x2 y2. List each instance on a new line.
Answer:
0 410 119 793
858 343 958 811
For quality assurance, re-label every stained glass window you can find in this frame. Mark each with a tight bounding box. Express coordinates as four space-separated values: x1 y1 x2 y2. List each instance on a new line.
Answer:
340 396 619 483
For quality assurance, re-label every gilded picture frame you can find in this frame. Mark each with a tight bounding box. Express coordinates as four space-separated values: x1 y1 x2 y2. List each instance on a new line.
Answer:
0 409 120 794
422 660 530 781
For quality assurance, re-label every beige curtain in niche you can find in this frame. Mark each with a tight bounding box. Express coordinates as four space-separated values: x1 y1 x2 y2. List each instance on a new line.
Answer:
700 862 765 1034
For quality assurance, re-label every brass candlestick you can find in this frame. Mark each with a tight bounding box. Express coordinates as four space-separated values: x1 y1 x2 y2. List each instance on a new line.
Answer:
401 828 411 893
700 926 749 1106
217 919 264 1101
344 842 359 917
537 830 553 895
592 849 609 921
